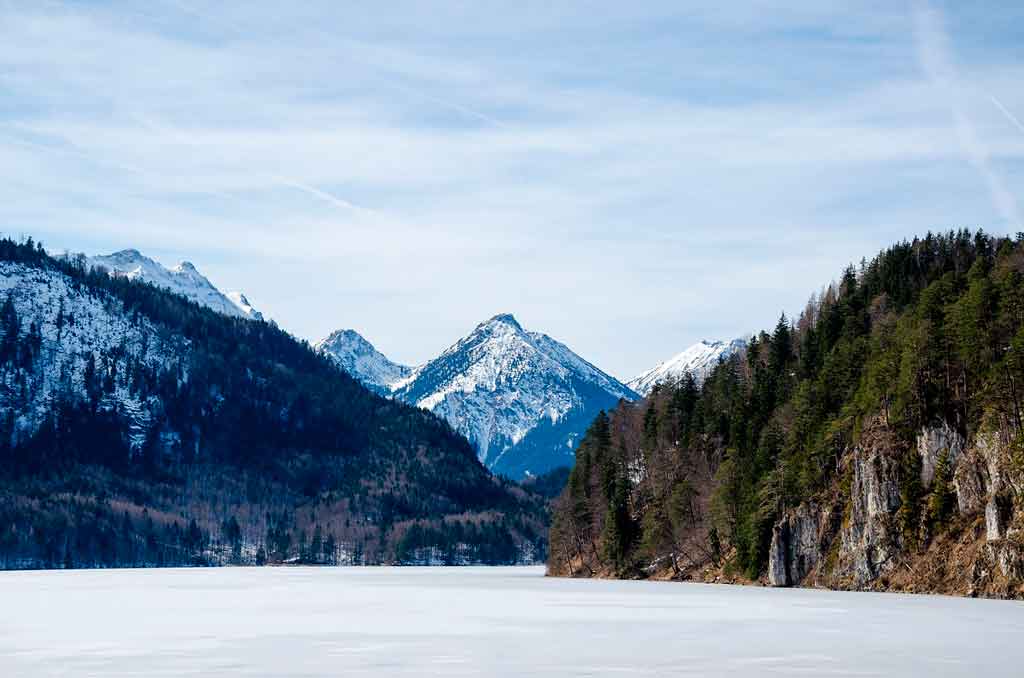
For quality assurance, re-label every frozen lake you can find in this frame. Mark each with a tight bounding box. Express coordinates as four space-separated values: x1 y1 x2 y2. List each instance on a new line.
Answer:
2 566 1021 677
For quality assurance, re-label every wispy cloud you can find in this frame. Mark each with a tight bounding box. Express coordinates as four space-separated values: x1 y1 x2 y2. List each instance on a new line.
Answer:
913 2 1021 230
274 177 375 216
991 95 1024 136
2 2 1023 376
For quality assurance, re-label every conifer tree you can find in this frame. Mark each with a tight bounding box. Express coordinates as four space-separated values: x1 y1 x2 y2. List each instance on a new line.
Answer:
601 473 634 573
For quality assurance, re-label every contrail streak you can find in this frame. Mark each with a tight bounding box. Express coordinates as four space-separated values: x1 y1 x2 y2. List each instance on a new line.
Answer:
382 81 508 129
914 2 1021 228
990 95 1024 135
129 114 376 216
274 177 372 215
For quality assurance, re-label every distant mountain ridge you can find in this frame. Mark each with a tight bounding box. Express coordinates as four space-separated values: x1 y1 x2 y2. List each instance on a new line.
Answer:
318 314 638 479
628 338 747 395
86 249 263 321
0 238 547 569
314 329 411 395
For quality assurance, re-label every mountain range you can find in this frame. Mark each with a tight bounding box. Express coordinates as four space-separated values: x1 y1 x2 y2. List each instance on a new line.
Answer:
86 249 263 321
318 315 639 479
8 230 1022 599
69 247 743 482
0 238 549 569
315 329 411 396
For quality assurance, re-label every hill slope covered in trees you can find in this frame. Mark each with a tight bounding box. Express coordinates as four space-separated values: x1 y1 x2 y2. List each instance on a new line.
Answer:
0 238 547 569
549 230 1024 598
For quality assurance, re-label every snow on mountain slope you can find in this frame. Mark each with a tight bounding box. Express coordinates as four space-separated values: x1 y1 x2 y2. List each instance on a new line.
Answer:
225 291 261 320
628 338 746 396
87 249 263 321
0 261 186 440
315 329 411 394
390 314 637 477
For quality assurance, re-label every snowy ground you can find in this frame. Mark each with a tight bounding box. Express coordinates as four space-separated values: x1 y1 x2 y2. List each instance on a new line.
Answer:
2 566 1021 677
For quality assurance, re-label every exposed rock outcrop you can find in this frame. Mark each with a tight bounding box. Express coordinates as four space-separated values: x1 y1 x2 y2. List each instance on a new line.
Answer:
765 418 1024 596
836 422 905 585
954 451 989 515
952 431 1004 517
768 502 837 587
985 492 1013 542
918 424 964 489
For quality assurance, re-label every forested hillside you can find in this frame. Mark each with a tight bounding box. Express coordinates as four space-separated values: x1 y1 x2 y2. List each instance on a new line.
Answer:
549 230 1024 598
0 237 548 569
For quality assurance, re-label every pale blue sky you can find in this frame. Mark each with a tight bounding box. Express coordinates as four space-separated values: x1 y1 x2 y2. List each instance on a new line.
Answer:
2 1 1023 379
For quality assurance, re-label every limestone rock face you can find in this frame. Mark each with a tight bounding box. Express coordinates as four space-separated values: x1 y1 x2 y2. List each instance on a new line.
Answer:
994 542 1024 579
917 424 964 489
954 450 990 516
764 420 1023 595
954 432 1005 514
986 492 1014 542
768 502 834 587
767 526 788 587
975 433 1007 486
951 430 1019 538
837 423 904 585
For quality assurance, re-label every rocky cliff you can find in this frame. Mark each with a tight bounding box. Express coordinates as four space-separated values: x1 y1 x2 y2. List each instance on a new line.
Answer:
548 230 1024 599
767 417 1022 597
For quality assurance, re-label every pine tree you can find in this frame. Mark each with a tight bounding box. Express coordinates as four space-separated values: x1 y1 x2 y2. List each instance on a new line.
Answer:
0 293 18 364
770 313 793 375
926 450 955 536
601 473 634 573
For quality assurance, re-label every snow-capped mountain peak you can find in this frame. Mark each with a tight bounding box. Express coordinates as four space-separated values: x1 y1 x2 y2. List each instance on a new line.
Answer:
173 260 197 272
315 329 412 393
482 312 521 329
627 338 746 396
391 314 637 476
87 249 262 321
316 313 636 478
225 292 260 319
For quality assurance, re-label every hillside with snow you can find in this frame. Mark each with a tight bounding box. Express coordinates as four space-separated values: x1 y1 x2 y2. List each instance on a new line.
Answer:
0 260 186 446
315 329 411 395
87 249 263 321
0 239 547 569
319 314 638 478
627 338 746 396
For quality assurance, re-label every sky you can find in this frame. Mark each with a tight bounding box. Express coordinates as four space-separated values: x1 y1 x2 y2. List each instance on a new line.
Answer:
1 1 1023 380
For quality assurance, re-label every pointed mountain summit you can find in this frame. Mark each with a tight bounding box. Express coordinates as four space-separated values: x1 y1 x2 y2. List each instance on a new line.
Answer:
317 313 637 479
88 249 263 321
628 338 746 396
316 329 412 394
0 237 545 568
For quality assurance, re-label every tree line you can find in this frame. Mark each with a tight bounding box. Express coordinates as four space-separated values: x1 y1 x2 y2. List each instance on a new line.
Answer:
550 230 1024 580
0 235 550 569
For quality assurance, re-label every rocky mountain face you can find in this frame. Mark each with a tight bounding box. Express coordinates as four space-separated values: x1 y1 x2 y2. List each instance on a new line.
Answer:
768 419 1022 596
314 329 411 395
86 249 263 321
627 338 746 396
319 314 638 479
0 258 184 441
548 230 1024 598
0 239 548 570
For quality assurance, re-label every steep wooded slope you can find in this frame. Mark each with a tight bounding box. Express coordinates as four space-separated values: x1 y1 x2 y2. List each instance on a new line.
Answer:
0 238 547 569
549 230 1024 598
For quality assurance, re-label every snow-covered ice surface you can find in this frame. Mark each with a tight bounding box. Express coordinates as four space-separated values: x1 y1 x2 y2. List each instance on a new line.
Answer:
2 567 1021 677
